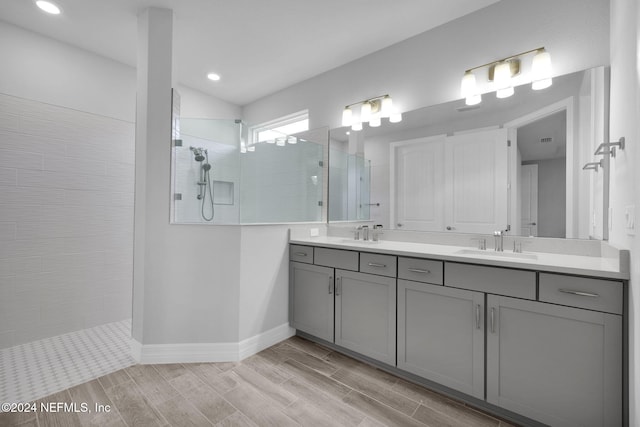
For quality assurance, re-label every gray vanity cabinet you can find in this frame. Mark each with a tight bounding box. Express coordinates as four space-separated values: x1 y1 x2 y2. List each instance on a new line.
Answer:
398 280 485 399
335 270 396 365
486 295 622 427
289 262 335 342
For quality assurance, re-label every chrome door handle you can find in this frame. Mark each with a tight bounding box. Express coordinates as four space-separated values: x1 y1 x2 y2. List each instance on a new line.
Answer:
294 252 308 257
336 277 342 296
367 262 386 268
475 304 481 330
527 222 537 226
328 276 333 294
559 289 599 298
490 308 496 333
407 268 430 274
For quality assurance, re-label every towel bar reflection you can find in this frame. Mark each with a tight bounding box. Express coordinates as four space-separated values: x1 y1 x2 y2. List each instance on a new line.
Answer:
594 137 625 158
582 160 603 172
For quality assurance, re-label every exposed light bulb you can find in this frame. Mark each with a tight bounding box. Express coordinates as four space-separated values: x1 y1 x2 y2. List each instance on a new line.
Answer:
360 101 372 123
380 96 393 118
207 73 221 81
494 62 514 99
341 106 353 127
35 0 61 14
352 122 363 131
531 49 552 90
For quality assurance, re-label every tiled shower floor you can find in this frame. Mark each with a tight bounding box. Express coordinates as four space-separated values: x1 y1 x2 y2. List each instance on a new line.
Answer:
0 319 135 404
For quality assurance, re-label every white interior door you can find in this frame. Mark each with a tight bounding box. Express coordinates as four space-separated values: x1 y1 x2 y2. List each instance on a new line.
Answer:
394 136 445 231
444 128 509 234
520 164 539 237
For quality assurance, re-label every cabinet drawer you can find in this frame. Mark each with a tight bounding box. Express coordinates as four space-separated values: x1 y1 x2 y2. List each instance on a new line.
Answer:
398 257 443 285
290 245 314 264
360 253 397 277
314 247 358 271
445 262 536 300
539 273 623 315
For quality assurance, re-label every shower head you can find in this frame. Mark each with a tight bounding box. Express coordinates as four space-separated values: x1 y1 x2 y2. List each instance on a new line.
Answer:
190 146 207 162
202 163 212 171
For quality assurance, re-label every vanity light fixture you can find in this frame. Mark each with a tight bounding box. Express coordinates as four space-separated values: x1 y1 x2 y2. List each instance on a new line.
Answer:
461 47 552 105
341 94 402 131
35 0 62 14
207 73 221 81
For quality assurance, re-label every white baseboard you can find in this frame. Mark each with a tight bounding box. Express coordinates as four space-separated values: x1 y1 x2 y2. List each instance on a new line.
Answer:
238 323 295 360
132 323 295 364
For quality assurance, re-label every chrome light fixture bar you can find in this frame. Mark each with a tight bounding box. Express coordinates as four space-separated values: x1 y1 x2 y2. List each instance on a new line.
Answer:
461 47 552 106
341 94 402 131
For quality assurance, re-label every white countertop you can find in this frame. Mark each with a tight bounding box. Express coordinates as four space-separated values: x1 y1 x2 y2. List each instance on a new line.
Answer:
289 236 629 280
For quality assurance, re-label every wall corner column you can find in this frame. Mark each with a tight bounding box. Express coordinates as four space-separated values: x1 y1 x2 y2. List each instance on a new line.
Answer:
132 7 174 347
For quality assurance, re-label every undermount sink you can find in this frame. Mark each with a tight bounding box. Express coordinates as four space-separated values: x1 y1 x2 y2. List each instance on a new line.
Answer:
455 248 538 261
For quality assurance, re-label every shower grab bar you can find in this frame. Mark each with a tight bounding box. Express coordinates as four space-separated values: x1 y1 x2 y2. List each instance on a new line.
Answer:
594 137 625 158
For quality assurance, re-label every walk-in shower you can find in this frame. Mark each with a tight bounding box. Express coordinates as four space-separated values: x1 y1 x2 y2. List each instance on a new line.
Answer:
190 146 214 221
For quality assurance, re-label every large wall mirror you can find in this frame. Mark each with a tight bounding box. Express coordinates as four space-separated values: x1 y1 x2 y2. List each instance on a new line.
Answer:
329 66 610 240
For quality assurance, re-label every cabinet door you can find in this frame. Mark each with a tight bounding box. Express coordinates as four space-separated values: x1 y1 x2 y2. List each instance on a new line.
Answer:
486 295 622 427
335 270 396 364
397 280 484 399
290 262 334 342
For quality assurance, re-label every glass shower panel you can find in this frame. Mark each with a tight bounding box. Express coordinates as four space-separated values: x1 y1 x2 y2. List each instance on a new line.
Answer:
329 148 371 221
171 118 241 224
240 135 324 223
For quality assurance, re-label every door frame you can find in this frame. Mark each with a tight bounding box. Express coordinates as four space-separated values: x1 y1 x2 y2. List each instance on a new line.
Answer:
504 97 575 238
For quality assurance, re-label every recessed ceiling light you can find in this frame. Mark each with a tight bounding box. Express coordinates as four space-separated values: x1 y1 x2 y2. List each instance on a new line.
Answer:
207 73 221 81
35 0 62 15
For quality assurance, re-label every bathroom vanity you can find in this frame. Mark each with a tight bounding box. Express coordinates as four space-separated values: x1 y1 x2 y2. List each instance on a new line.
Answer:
288 235 628 427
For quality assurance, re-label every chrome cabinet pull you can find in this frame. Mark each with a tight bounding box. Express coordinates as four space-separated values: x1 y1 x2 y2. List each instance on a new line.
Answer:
559 289 600 298
408 268 430 274
490 308 496 333
475 304 481 330
368 262 386 268
294 252 308 257
328 276 333 294
336 277 342 296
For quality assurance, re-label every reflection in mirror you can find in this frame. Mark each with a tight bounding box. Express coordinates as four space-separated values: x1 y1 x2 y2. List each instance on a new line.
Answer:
171 117 328 224
328 67 608 240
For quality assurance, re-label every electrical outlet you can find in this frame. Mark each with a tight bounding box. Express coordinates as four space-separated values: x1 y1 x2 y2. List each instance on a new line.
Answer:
625 205 635 235
309 228 319 237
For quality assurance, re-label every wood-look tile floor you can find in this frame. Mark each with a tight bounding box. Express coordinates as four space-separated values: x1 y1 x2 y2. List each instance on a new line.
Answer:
0 336 519 427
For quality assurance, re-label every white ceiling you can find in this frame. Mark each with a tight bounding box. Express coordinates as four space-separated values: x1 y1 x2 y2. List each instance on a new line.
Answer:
0 0 499 105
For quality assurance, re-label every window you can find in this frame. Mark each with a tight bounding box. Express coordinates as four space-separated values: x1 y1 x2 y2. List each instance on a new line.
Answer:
250 110 309 144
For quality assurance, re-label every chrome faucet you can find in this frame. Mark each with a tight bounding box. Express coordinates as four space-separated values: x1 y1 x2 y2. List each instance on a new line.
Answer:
354 226 362 240
494 230 505 252
513 240 522 253
372 224 383 242
362 225 369 241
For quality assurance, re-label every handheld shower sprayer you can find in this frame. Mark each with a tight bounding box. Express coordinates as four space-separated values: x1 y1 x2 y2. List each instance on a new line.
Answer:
189 146 214 221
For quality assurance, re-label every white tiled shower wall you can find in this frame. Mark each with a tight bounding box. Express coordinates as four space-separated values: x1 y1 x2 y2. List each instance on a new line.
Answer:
0 93 134 349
